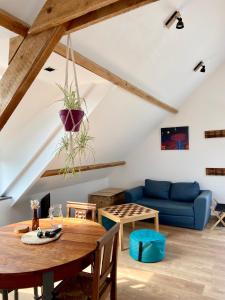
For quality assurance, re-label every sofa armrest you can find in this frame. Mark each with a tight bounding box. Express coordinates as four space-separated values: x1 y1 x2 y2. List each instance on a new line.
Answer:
194 190 212 230
125 186 144 203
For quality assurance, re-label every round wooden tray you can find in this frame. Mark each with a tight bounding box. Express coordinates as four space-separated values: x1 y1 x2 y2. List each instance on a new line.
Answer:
21 229 61 245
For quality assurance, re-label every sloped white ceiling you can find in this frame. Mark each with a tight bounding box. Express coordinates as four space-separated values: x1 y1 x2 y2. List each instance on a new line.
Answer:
64 0 225 107
1 0 225 195
0 0 45 25
1 0 225 108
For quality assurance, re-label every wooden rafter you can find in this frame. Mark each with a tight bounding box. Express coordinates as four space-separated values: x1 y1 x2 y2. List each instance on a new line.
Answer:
42 161 126 177
0 25 66 130
54 43 178 114
29 0 121 34
8 36 24 63
0 9 29 36
1 0 178 130
9 37 177 114
66 0 159 34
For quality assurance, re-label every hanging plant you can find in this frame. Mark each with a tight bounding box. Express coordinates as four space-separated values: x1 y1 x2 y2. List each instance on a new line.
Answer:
58 83 85 132
56 123 94 176
56 34 94 177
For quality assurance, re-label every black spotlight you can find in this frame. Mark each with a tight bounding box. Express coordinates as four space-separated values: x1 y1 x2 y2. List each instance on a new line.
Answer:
165 11 184 30
200 65 206 73
194 61 206 73
176 17 184 29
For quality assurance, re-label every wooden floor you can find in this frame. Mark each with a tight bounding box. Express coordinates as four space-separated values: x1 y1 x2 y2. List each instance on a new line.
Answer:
8 219 225 300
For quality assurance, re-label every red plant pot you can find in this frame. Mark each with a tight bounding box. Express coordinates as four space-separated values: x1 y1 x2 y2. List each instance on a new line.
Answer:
59 109 84 132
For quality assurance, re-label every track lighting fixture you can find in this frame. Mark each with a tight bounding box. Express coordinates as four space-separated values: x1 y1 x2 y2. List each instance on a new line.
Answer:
194 61 206 73
176 17 184 29
165 11 184 30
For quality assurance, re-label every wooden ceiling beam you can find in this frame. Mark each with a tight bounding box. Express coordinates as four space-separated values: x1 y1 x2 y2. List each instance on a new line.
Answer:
66 0 158 34
42 161 126 177
0 25 66 130
8 36 24 63
9 35 178 114
29 0 121 35
1 0 177 131
0 9 29 36
54 43 178 114
1 0 159 37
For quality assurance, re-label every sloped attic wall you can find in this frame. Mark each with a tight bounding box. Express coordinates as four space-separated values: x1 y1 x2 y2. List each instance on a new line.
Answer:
0 178 108 226
30 85 168 195
9 0 225 201
1 0 225 220
109 61 225 203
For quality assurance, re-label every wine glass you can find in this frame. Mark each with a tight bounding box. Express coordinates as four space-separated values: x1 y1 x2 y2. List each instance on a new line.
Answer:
49 204 64 229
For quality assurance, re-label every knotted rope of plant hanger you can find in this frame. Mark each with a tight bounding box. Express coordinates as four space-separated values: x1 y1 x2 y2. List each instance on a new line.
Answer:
64 33 83 167
64 33 82 131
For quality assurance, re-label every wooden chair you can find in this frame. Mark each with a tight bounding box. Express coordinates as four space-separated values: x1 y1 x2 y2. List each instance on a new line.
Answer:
53 223 120 300
0 289 18 300
66 202 97 221
0 287 40 300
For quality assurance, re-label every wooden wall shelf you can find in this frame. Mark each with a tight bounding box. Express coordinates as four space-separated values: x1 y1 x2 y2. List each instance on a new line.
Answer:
205 130 225 138
42 161 126 177
206 168 225 176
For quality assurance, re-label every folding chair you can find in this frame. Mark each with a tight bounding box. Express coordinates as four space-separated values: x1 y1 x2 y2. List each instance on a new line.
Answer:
210 199 225 230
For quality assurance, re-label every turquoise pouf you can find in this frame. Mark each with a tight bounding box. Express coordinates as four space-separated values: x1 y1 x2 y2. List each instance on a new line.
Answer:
129 229 166 263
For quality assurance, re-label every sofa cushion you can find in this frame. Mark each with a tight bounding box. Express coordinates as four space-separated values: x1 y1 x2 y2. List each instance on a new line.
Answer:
138 198 194 217
159 215 194 228
170 182 200 202
144 179 171 200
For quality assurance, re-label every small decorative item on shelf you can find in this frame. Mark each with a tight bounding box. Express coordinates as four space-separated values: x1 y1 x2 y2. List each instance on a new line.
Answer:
31 200 40 231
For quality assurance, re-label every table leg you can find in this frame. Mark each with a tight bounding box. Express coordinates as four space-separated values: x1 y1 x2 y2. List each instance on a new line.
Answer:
119 223 124 251
221 213 225 226
66 207 70 218
14 289 18 300
154 213 159 232
2 290 8 300
98 211 102 224
34 287 39 300
92 209 96 222
42 271 54 300
132 222 135 230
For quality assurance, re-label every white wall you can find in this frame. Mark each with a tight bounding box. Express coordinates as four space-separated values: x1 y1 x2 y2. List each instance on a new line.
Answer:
0 198 31 227
0 177 108 227
109 62 225 203
28 177 109 217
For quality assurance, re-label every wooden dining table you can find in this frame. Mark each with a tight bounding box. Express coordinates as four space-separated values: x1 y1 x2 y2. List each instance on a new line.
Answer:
0 218 105 300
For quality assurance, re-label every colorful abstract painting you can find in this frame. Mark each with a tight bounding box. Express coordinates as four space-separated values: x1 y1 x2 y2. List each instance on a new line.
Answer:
161 126 189 150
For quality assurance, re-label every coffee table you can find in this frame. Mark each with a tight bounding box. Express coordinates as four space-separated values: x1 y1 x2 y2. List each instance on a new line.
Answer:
98 203 159 251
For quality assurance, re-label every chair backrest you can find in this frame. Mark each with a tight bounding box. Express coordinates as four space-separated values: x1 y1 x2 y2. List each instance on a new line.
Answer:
66 201 96 221
92 223 120 300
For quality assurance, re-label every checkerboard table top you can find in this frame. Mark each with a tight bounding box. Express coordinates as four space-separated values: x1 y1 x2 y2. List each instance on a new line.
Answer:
101 203 158 219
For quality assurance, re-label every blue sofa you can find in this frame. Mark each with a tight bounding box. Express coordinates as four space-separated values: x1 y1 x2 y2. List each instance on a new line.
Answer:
125 180 212 230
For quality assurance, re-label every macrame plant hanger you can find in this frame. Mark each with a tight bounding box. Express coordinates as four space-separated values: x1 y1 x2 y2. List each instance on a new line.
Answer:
63 34 82 167
64 34 82 131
